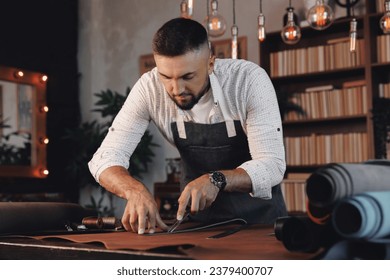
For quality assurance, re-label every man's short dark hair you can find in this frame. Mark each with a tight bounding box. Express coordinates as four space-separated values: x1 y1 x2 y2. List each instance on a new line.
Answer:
152 18 208 57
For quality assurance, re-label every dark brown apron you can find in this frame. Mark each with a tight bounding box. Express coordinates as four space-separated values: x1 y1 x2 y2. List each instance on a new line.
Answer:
171 119 287 224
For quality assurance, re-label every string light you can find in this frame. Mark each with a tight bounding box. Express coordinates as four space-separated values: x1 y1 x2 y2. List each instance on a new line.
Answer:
231 0 238 59
258 0 266 42
307 0 334 30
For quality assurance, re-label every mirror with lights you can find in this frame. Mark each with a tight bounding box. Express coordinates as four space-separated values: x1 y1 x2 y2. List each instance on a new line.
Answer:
0 65 48 178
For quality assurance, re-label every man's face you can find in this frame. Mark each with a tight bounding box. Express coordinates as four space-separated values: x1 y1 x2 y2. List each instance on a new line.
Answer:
154 45 214 110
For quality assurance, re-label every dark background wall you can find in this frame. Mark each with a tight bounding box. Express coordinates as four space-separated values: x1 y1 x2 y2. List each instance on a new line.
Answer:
0 0 80 201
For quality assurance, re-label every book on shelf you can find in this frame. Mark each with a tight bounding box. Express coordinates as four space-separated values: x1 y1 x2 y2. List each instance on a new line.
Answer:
270 39 365 78
305 84 334 92
342 80 366 88
281 173 310 213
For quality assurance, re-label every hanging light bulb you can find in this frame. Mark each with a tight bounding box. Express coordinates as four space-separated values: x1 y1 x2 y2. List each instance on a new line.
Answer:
281 6 301 45
231 0 238 59
181 0 194 18
307 0 334 30
180 0 189 18
258 0 266 42
205 0 227 37
231 25 239 59
187 0 194 18
349 17 357 52
380 0 390 34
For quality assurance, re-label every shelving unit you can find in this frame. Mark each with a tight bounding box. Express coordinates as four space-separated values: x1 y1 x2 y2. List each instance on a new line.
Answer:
259 0 390 212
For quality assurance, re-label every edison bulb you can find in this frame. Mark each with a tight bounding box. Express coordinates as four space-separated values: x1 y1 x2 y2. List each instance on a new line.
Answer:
258 14 266 42
281 8 301 45
380 1 390 34
205 0 226 37
306 0 334 30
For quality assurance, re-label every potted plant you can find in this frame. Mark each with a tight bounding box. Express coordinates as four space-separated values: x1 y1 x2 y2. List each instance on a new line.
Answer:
63 88 158 216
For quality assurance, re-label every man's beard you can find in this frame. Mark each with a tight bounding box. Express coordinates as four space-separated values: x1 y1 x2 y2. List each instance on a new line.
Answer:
171 78 210 110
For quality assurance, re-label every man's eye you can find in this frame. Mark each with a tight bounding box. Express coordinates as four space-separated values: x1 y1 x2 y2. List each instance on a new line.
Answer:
183 76 193 80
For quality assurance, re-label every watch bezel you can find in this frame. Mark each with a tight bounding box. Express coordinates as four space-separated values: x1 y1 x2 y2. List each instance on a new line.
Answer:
209 171 227 191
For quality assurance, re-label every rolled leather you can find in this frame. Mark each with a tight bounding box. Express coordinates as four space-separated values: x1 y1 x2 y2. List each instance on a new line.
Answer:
0 202 96 235
332 191 390 240
306 161 390 208
274 215 340 253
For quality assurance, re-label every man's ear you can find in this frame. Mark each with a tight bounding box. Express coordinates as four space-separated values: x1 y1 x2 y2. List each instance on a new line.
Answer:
208 55 216 75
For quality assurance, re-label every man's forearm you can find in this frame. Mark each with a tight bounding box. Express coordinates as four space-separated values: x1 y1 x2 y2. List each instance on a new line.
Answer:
222 168 253 193
98 166 146 200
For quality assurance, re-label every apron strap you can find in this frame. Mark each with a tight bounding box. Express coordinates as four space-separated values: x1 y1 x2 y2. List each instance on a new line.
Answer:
176 110 187 139
210 73 236 137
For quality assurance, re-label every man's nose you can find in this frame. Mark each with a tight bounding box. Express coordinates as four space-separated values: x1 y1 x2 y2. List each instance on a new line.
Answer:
171 79 184 95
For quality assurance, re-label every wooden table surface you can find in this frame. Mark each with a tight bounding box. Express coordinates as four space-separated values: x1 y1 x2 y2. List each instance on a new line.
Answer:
0 224 317 260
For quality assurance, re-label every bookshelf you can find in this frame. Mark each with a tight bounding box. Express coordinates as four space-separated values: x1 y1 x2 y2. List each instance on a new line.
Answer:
259 0 390 213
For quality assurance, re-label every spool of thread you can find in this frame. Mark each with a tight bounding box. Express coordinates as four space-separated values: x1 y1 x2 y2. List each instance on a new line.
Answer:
101 217 122 229
82 216 103 229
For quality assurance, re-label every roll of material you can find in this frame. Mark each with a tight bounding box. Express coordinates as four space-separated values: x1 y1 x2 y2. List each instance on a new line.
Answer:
332 191 390 240
274 215 340 253
316 239 390 260
306 161 390 208
0 202 97 235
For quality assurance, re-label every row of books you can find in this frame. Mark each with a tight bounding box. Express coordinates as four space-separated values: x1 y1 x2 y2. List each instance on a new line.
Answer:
284 85 368 121
269 39 365 77
379 83 390 98
280 179 307 213
377 0 386 13
284 132 369 166
377 35 390 63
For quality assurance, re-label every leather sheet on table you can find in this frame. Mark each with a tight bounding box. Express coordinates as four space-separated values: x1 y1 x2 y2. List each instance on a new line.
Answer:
31 224 309 260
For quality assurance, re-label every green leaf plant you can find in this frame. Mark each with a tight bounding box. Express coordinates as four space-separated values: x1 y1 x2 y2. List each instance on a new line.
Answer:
63 88 158 216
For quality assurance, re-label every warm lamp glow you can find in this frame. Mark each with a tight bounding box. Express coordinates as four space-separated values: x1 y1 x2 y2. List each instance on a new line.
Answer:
14 70 24 78
41 169 49 176
380 1 390 34
231 25 238 59
40 105 49 113
258 0 266 43
307 0 334 30
349 18 357 52
205 0 226 37
40 137 49 145
40 75 48 83
281 7 301 45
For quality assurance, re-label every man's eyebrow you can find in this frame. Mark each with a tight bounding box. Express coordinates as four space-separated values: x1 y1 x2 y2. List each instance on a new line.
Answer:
158 71 196 79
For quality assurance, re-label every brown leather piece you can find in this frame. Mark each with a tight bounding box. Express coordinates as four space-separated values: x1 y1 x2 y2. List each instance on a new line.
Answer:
34 225 314 259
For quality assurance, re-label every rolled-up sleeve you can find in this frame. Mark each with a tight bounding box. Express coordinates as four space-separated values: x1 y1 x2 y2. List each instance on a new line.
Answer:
88 81 151 183
237 67 286 199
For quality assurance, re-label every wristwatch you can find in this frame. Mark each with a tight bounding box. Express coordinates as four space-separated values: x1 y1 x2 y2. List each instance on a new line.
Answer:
209 171 227 191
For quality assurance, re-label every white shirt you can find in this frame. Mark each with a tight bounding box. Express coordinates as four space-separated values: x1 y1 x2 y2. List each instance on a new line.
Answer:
88 58 286 199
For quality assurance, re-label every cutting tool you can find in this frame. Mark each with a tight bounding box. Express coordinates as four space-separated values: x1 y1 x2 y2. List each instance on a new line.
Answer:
167 211 190 233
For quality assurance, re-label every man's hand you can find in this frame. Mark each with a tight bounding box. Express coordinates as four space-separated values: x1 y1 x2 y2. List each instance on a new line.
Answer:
98 166 168 235
176 174 219 220
121 187 168 234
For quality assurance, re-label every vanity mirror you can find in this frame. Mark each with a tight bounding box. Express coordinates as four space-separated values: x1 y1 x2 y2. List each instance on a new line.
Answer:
0 65 48 178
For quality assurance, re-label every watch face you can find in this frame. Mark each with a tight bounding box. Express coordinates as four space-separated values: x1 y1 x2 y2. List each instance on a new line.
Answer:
211 171 226 189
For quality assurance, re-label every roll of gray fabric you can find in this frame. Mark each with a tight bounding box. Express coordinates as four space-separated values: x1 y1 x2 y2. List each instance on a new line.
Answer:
316 238 390 260
0 202 97 235
306 161 390 208
332 191 390 240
